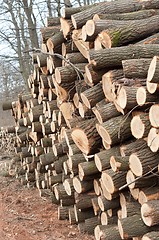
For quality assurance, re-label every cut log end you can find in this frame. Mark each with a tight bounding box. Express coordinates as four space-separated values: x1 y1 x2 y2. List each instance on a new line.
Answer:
131 115 145 139
98 31 112 48
136 87 146 106
85 20 95 37
81 93 91 109
129 153 143 177
71 128 89 155
141 203 153 226
99 125 112 145
147 56 157 83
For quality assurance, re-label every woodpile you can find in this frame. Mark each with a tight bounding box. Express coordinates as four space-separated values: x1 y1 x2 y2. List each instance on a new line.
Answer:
2 0 159 238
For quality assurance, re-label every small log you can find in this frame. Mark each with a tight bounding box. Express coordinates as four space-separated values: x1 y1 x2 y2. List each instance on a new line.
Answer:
40 26 59 43
85 216 100 235
68 207 77 225
120 139 147 157
46 17 60 27
75 192 95 210
39 152 58 166
85 63 107 86
141 200 159 226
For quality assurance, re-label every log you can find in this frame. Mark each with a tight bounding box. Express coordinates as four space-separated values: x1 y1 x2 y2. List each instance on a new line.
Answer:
94 224 121 240
101 169 127 194
118 215 157 239
71 0 159 29
98 195 120 212
146 80 159 94
85 63 107 86
141 200 159 226
142 231 159 240
129 146 159 176
88 44 159 70
147 127 159 152
55 63 85 84
73 176 93 193
120 139 147 157
39 152 58 166
147 56 159 84
94 9 159 21
92 101 121 124
40 26 60 43
47 31 65 50
85 216 100 235
131 112 151 139
75 192 95 210
96 15 159 48
46 17 60 27
58 206 69 220
149 104 159 128
78 161 99 180
98 115 132 147
136 86 159 106
122 58 151 79
110 155 129 172
138 187 159 205
71 118 101 155
68 207 77 225
94 146 120 172
80 83 105 109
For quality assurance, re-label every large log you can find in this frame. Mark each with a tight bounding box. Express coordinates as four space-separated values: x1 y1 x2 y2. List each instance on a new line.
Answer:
96 15 159 48
71 0 159 29
88 44 159 70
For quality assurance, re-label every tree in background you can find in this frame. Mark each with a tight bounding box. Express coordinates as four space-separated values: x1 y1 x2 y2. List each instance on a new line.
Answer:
0 0 101 98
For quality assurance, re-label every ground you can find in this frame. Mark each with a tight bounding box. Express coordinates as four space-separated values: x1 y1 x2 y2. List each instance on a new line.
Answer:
0 167 94 240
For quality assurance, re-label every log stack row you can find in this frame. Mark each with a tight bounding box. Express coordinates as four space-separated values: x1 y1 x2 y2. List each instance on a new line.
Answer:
2 0 159 238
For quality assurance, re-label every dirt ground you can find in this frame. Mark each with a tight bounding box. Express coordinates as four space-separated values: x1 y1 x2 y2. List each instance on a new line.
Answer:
0 173 95 240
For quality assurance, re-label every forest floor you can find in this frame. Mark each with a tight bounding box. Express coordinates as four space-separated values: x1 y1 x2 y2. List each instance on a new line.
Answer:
0 160 94 240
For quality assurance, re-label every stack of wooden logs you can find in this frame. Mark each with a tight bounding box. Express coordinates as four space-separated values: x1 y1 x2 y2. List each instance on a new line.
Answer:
3 0 159 238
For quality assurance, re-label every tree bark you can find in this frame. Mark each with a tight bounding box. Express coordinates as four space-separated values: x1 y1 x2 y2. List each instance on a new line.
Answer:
141 200 159 226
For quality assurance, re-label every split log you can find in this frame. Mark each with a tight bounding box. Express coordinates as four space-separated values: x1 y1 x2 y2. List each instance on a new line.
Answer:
102 69 124 102
141 200 159 226
88 44 159 70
